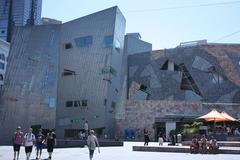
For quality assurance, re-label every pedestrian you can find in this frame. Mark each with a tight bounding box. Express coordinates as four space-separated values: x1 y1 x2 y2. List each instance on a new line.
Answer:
84 120 89 139
12 126 24 160
87 130 100 160
24 128 35 160
35 129 45 159
143 128 150 146
226 126 231 135
46 129 57 159
158 132 164 146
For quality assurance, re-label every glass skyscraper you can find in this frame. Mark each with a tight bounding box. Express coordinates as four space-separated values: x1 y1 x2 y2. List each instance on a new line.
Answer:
0 0 42 42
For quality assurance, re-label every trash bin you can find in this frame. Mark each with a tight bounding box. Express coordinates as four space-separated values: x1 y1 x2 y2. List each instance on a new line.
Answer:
177 134 182 143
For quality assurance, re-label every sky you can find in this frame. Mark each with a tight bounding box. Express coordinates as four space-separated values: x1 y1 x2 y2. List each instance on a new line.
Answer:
42 0 240 50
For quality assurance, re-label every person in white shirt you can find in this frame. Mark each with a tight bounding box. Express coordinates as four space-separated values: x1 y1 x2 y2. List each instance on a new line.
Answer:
24 128 35 160
84 121 89 139
87 130 100 160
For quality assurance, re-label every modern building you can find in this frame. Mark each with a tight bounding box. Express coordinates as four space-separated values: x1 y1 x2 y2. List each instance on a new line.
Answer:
124 33 152 55
56 6 126 139
117 43 240 140
0 6 127 142
0 38 9 89
0 24 60 143
1 4 240 143
41 17 62 25
0 0 42 42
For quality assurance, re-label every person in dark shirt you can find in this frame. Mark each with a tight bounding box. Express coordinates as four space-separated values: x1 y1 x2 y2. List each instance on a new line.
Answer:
46 129 57 159
143 129 150 146
35 129 45 160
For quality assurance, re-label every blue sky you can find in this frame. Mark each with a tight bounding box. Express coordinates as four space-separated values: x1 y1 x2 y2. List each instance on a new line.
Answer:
42 0 240 49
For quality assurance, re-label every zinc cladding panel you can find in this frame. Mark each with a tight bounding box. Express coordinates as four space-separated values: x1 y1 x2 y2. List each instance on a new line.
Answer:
0 25 60 142
57 7 117 130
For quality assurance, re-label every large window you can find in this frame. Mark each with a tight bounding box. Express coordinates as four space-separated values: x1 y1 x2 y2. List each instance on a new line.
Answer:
74 36 93 47
0 54 5 61
66 101 73 107
0 62 4 70
65 100 88 108
104 35 113 48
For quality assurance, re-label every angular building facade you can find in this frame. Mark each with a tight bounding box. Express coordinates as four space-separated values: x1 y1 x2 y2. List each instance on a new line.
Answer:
117 43 240 140
0 0 42 42
56 7 126 139
0 6 126 142
0 24 60 143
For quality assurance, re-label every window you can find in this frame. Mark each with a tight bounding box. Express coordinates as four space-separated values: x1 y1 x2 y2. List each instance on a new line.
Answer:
0 62 4 70
66 101 73 107
74 36 93 47
179 63 202 96
0 54 5 61
64 43 73 49
0 74 3 81
74 100 81 107
1 30 5 34
81 100 88 106
62 69 76 76
104 35 113 48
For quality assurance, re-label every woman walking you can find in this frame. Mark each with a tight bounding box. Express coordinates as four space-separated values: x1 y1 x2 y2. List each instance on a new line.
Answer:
12 126 24 160
24 128 35 160
46 129 57 159
87 130 100 160
143 128 150 146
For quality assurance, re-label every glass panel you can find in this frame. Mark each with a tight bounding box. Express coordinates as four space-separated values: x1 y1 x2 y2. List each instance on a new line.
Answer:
104 35 113 48
74 36 93 47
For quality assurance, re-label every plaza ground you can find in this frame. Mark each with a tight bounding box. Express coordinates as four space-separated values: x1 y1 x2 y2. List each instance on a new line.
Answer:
0 142 240 160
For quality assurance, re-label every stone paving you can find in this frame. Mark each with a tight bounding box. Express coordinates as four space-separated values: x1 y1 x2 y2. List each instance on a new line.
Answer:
0 142 240 160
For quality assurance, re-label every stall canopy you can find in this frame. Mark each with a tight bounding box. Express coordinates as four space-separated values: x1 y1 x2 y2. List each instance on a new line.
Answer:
197 109 226 122
217 111 236 122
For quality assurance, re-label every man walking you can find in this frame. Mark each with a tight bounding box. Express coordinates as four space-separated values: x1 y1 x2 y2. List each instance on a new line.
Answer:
87 130 100 160
35 129 45 159
24 128 35 160
12 126 24 160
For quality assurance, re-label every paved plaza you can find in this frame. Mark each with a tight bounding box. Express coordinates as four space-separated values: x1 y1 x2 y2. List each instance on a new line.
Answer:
1 142 240 160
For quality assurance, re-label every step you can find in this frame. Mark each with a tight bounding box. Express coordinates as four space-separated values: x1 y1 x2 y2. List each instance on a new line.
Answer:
133 146 240 154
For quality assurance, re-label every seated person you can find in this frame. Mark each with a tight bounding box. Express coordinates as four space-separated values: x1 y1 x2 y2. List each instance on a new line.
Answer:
199 135 208 154
209 136 219 154
190 136 199 154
